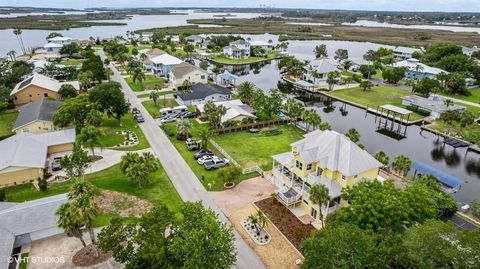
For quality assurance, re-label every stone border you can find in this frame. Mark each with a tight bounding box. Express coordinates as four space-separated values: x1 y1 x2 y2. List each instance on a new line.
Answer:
240 218 271 245
114 130 139 148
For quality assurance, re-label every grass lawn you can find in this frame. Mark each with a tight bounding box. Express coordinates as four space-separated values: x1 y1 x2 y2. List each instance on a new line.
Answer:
99 114 150 150
0 111 18 139
126 44 152 57
125 74 165 92
212 125 305 170
440 88 480 104
142 99 178 118
162 121 257 191
4 164 183 223
137 90 174 99
59 58 84 66
329 86 425 121
428 120 480 145
211 51 280 65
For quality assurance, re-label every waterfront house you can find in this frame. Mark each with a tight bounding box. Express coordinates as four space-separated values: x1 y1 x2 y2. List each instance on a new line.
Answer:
0 194 68 269
148 53 183 77
402 94 466 119
169 62 208 88
41 36 73 55
391 58 447 80
271 130 382 228
186 35 207 46
139 32 154 43
196 99 256 124
0 129 75 187
250 40 274 55
46 36 72 45
12 99 62 134
10 73 79 105
393 46 422 60
223 40 251 59
303 58 339 86
175 83 232 106
141 48 166 70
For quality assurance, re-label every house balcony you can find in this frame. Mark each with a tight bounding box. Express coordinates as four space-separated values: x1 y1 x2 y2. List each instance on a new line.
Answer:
305 173 343 199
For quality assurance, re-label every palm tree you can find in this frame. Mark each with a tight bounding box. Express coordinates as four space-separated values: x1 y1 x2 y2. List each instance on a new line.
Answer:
374 151 389 167
309 184 330 226
77 125 102 158
194 125 212 149
237 81 256 105
176 119 193 139
345 128 360 143
319 122 331 131
359 80 373 91
326 71 340 91
182 79 192 91
310 112 322 130
56 203 87 248
405 79 416 92
132 68 146 88
13 28 26 54
149 90 160 107
285 98 305 123
392 155 412 176
6 50 16 61
436 72 448 89
302 109 315 132
444 99 454 109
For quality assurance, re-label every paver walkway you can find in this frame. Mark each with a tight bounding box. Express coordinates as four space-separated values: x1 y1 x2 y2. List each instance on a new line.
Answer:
99 50 265 269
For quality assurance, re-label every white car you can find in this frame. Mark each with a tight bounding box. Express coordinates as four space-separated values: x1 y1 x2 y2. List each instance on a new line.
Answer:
197 155 215 165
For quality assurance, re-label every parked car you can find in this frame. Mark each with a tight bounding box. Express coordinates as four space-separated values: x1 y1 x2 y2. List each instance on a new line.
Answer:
197 155 215 165
135 114 145 123
180 111 197 119
51 158 62 171
204 157 229 170
186 138 201 151
194 149 214 160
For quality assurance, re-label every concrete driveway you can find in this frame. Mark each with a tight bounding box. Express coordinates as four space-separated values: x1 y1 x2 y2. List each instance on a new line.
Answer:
209 177 275 217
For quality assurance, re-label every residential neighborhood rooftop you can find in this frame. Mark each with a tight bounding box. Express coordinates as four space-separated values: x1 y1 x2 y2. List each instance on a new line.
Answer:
10 73 79 96
392 58 447 75
13 99 62 130
175 83 232 101
170 62 205 79
149 53 183 65
196 99 256 123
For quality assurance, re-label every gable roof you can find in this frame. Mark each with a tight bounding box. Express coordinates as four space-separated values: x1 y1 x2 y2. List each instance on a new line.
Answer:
231 40 250 46
0 194 67 269
145 48 165 58
291 130 382 176
196 99 256 123
0 129 76 171
13 99 62 130
176 83 232 101
149 54 183 65
170 62 206 79
306 58 339 74
10 73 79 96
392 58 447 75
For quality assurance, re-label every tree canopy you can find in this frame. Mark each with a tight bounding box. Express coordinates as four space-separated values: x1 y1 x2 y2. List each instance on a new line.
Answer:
88 82 129 120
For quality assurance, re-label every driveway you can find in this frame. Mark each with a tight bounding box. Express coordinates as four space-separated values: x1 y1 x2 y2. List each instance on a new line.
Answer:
209 176 275 217
99 50 265 269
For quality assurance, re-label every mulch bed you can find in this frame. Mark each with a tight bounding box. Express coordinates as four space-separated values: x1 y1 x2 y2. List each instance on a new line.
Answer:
255 197 314 251
94 190 152 217
72 244 112 267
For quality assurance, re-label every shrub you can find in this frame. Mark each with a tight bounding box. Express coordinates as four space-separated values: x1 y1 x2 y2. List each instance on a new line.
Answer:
0 189 5 201
37 178 48 192
471 200 480 218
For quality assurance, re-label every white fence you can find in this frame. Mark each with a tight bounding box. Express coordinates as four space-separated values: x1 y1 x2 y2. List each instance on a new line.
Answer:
242 165 263 175
210 139 264 175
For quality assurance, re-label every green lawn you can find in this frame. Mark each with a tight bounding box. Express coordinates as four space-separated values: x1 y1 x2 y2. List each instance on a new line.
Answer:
125 75 165 92
137 91 174 99
429 120 480 145
329 86 425 121
142 99 178 118
99 114 150 150
127 44 152 57
162 121 257 191
212 125 305 170
440 88 480 104
211 51 280 65
59 58 84 66
5 164 183 212
0 111 18 139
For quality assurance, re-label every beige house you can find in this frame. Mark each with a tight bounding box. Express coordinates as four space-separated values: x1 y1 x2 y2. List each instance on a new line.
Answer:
12 99 62 134
196 99 256 124
169 62 208 88
0 129 76 186
10 73 79 105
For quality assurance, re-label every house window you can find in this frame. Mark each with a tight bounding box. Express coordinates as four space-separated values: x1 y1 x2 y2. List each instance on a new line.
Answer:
44 93 48 97
342 175 347 180
295 160 303 170
353 175 358 179
306 164 312 170
316 167 323 176
303 199 309 205
201 75 205 79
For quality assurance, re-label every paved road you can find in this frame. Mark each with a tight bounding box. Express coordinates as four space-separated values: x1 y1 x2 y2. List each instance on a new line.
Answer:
99 50 265 269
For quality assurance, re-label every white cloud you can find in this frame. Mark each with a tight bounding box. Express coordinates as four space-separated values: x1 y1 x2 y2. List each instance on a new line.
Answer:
2 0 480 12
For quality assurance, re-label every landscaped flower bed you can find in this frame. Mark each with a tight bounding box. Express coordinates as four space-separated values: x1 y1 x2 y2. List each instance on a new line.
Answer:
255 197 314 250
114 130 139 148
241 218 271 245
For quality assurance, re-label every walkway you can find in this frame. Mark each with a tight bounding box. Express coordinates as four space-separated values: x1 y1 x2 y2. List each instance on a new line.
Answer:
98 50 265 269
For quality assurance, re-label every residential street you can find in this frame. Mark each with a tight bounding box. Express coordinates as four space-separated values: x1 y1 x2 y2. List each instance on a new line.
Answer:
99 50 266 269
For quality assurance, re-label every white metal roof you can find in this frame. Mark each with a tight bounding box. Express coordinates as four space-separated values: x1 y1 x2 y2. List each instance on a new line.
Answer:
0 129 75 171
47 36 72 42
392 58 447 75
291 130 382 176
196 99 256 123
150 53 183 65
250 40 271 47
10 73 79 96
306 58 339 74
43 43 63 48
380 104 413 115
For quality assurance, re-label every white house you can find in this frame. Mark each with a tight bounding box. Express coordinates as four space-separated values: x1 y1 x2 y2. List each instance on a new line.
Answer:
141 48 166 71
139 32 154 43
303 58 339 85
175 83 232 106
392 58 447 80
148 53 183 77
186 35 207 46
250 40 274 54
196 99 256 123
41 36 72 55
46 36 72 45
393 46 422 60
169 62 208 88
402 95 466 119
223 40 251 59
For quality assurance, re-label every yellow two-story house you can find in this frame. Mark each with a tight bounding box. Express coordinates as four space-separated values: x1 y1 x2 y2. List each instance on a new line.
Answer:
271 130 382 228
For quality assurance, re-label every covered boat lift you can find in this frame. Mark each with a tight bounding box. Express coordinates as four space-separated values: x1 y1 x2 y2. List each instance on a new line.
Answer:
412 161 462 192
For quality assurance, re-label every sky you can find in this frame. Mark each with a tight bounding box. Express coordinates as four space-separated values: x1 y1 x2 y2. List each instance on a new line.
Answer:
1 0 480 12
